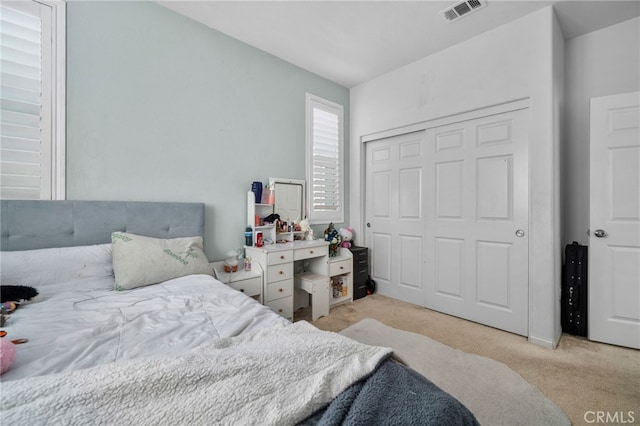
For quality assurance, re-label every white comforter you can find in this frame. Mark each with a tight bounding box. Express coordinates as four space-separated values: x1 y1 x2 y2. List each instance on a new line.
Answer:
1 321 391 426
1 274 288 381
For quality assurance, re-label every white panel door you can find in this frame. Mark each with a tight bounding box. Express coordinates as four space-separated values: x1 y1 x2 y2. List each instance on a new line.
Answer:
589 92 640 349
424 108 529 336
365 131 426 302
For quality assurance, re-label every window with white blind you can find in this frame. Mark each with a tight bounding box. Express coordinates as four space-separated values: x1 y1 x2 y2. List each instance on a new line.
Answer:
306 94 344 224
0 0 65 200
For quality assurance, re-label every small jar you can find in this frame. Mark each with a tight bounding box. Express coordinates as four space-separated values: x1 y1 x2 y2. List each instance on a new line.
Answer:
224 258 238 273
244 257 252 272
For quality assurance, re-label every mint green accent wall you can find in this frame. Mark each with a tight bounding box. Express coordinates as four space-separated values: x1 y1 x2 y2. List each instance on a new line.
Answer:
66 1 349 260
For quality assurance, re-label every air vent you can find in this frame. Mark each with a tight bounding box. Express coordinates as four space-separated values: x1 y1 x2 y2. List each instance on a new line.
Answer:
440 0 487 23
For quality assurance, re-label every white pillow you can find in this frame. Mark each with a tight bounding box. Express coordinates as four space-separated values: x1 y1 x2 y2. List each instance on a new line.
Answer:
111 232 212 291
0 244 113 288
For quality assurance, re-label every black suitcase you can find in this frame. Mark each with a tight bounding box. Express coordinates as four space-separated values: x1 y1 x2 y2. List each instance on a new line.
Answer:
561 242 588 336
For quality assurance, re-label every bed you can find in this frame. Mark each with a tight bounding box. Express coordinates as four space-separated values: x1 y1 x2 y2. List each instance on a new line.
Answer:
0 200 478 425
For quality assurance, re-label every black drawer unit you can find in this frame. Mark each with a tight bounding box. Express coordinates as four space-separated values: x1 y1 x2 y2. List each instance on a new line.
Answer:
349 246 369 300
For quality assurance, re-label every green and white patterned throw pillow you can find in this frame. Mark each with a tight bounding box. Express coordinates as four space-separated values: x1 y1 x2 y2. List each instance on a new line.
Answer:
111 232 212 290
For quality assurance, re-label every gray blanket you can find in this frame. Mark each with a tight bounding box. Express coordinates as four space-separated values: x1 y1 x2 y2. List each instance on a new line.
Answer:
301 359 480 425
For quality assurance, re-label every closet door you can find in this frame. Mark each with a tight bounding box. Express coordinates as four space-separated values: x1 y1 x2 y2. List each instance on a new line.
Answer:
364 131 427 303
424 108 529 336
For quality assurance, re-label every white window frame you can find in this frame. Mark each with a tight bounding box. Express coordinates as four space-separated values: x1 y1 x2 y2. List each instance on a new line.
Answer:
305 93 344 225
48 0 66 200
0 0 65 200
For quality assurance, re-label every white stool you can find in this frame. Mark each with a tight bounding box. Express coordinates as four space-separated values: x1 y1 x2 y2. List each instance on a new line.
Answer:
294 272 330 320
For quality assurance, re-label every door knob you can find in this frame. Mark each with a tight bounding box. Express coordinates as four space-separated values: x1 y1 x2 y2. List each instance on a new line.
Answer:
366 223 371 228
515 229 525 238
594 229 607 238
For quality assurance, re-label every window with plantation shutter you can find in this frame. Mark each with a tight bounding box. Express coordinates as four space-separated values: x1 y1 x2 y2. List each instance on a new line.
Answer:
306 94 344 224
0 0 65 200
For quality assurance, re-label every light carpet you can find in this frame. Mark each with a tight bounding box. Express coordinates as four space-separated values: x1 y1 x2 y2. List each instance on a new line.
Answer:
340 318 571 426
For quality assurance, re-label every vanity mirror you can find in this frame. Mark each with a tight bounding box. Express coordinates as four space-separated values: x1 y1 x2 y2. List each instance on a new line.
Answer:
269 177 305 223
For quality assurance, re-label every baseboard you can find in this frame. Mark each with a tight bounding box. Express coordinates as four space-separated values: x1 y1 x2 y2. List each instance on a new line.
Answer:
528 334 559 349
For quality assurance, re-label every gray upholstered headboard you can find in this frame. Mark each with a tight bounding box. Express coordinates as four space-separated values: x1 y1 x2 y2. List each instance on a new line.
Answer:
0 200 205 251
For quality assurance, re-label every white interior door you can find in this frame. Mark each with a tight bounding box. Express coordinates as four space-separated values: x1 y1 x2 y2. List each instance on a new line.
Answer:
423 108 530 336
589 91 640 349
365 131 426 302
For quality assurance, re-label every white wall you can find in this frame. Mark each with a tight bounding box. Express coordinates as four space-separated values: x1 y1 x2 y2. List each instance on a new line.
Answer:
562 17 640 247
552 10 566 344
66 1 349 260
350 7 561 347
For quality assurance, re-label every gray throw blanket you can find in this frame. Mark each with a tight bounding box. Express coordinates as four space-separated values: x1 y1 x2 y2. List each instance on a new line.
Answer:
301 358 480 425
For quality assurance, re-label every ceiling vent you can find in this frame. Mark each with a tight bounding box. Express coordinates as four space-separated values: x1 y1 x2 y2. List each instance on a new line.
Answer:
440 0 487 23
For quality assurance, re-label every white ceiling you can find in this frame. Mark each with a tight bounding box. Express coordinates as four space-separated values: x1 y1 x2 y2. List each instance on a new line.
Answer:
157 0 640 88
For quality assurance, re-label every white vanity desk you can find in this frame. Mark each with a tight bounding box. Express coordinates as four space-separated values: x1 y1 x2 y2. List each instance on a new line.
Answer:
246 239 351 321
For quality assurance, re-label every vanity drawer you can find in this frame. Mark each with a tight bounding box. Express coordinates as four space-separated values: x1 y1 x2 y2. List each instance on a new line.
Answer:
329 259 352 276
265 279 293 302
227 277 261 297
267 250 293 265
294 246 327 261
266 263 293 283
266 297 293 320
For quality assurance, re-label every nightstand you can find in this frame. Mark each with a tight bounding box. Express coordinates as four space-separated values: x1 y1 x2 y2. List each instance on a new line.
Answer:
211 260 263 303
